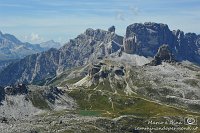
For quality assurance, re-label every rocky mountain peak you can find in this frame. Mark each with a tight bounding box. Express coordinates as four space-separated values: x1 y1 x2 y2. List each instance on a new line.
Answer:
173 29 184 39
144 22 169 31
85 28 95 36
108 26 115 33
124 22 173 56
84 28 117 42
123 22 200 64
125 23 146 38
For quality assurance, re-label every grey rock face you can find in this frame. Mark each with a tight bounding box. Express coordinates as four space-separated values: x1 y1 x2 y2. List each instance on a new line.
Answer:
124 22 200 64
123 35 137 54
124 22 173 56
0 28 123 86
149 44 175 66
156 45 173 61
172 31 200 63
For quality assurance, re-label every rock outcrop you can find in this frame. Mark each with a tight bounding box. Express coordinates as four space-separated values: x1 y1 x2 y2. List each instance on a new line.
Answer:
88 63 125 83
4 84 28 95
149 44 175 65
0 84 28 105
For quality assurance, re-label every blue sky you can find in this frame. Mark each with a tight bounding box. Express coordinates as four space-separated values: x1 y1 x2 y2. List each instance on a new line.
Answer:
0 0 200 44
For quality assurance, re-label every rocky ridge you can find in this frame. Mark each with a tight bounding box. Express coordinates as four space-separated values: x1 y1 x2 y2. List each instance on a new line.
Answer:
1 22 200 86
0 28 123 86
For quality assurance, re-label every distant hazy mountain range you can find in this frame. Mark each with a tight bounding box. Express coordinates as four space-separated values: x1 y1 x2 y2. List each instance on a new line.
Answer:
0 31 62 61
40 40 62 49
0 31 44 61
0 31 62 71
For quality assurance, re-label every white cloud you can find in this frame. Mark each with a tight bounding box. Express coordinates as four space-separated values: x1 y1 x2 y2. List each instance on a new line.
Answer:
24 33 44 43
116 11 125 21
129 6 140 16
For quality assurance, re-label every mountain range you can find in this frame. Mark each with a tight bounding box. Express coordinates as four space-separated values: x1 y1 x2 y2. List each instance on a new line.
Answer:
0 28 123 85
1 22 200 133
0 22 200 86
